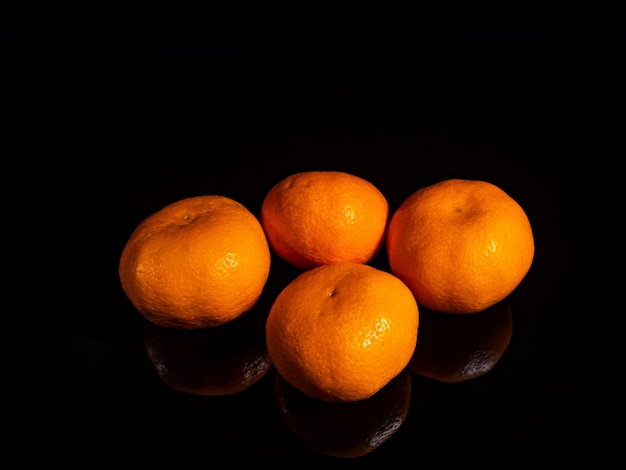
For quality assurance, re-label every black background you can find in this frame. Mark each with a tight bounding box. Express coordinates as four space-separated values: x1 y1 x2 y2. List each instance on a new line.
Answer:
6 5 623 468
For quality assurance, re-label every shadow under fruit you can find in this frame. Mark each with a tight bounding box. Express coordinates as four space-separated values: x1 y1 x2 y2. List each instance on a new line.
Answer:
143 306 271 396
274 368 412 458
409 301 513 383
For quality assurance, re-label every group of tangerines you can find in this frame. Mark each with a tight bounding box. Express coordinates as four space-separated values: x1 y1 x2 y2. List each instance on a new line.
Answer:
119 171 534 404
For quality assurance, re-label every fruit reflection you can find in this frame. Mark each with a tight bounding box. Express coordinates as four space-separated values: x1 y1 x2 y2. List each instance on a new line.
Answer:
409 301 513 383
274 368 412 458
144 307 271 396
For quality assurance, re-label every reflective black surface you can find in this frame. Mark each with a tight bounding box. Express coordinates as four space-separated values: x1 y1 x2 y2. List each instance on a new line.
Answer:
25 37 622 467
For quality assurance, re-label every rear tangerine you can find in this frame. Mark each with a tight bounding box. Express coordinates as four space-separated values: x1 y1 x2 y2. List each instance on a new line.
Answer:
260 171 389 270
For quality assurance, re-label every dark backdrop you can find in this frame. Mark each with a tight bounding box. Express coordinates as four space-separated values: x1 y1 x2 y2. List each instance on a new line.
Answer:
5 5 623 468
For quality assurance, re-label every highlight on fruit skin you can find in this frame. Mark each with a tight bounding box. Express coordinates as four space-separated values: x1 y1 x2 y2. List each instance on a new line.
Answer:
386 178 535 314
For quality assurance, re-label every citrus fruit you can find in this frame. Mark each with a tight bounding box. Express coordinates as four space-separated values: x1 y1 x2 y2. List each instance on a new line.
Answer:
260 171 389 270
265 262 419 402
119 195 271 329
274 368 412 458
386 179 534 314
144 306 271 395
409 301 513 383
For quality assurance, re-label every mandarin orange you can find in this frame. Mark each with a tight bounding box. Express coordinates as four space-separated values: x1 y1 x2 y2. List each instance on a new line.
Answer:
387 179 534 314
265 262 419 402
119 195 271 329
260 171 389 270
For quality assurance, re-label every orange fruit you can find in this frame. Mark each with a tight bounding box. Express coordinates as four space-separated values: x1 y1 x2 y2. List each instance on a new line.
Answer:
260 171 389 270
144 306 271 396
409 301 513 383
386 179 534 314
119 195 271 329
274 368 412 458
265 262 419 402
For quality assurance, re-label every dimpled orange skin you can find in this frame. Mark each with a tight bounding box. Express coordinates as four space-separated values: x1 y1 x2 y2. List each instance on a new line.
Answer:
260 171 389 270
265 263 419 403
387 179 534 314
119 195 271 329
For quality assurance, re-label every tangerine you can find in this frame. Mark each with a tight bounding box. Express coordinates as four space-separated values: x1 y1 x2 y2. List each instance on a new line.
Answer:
119 195 271 329
265 262 419 402
260 171 389 270
387 179 534 314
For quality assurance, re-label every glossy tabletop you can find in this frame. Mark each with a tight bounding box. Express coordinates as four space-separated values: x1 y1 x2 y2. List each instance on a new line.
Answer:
27 40 622 467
